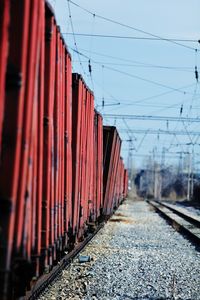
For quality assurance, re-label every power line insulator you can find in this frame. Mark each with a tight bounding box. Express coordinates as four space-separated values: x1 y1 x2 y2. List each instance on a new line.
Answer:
195 66 199 82
180 105 183 116
88 59 92 74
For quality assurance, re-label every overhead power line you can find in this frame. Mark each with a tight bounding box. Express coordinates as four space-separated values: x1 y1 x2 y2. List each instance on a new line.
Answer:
68 0 199 52
121 152 182 159
72 60 193 73
102 84 196 106
70 47 196 96
104 65 193 95
64 32 199 43
69 46 194 69
67 0 86 75
96 97 200 109
103 114 200 122
119 128 200 136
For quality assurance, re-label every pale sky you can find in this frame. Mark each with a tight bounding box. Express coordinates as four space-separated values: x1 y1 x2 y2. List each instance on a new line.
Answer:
49 0 200 170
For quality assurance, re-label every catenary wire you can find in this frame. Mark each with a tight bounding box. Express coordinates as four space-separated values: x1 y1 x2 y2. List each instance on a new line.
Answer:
67 45 195 71
69 47 196 96
68 0 199 52
67 0 86 75
63 32 199 43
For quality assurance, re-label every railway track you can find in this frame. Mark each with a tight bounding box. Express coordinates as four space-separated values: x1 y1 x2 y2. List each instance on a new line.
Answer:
147 200 200 246
25 223 104 300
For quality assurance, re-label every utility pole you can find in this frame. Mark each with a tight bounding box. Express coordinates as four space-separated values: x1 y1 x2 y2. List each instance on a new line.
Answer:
178 152 183 175
191 147 195 199
153 147 160 199
153 148 156 198
186 145 195 201
161 147 166 169
154 163 162 200
154 162 158 199
127 138 133 188
187 152 191 201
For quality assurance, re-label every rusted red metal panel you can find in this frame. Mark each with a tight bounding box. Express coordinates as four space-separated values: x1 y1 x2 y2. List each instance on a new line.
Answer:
121 161 126 200
113 157 120 208
91 111 103 221
78 80 95 238
92 110 97 222
117 158 123 206
108 134 121 211
81 90 92 224
21 0 44 269
61 40 65 245
103 126 116 215
87 93 94 221
42 6 57 269
103 126 122 216
0 0 128 297
61 41 65 245
79 83 87 235
0 1 33 297
24 114 35 262
0 0 9 157
123 169 128 198
15 0 41 251
21 1 46 280
83 90 90 224
34 0 45 277
88 93 94 221
72 75 97 239
114 157 124 207
119 159 125 201
72 73 83 238
54 31 62 252
96 113 103 218
60 38 65 245
84 91 95 224
64 51 72 235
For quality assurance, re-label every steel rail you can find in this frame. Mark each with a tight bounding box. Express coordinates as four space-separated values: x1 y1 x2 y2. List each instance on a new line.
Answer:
25 222 105 300
147 200 200 246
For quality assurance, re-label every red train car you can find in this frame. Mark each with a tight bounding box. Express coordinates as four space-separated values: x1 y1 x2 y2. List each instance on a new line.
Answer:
123 169 129 198
113 157 125 208
0 1 45 297
93 112 103 221
103 126 122 216
0 1 128 299
72 73 90 240
71 75 103 240
0 2 73 298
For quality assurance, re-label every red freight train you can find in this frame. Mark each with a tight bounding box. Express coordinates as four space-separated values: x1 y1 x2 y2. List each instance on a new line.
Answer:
0 1 128 299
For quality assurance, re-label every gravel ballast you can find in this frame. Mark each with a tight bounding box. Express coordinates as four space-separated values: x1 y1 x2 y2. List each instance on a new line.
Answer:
38 198 200 300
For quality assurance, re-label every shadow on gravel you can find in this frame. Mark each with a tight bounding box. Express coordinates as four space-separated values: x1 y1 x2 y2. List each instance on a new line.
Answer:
115 213 127 217
109 217 134 224
116 293 167 300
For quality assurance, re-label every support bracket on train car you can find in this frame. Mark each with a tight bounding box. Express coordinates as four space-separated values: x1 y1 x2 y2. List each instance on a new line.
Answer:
87 221 97 233
31 254 41 279
67 227 77 250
